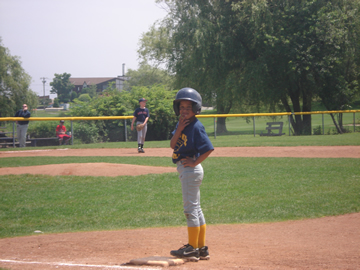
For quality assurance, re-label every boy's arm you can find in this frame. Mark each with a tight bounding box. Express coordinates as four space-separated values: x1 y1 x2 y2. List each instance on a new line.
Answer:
170 127 182 149
181 149 214 167
130 116 136 131
143 116 149 125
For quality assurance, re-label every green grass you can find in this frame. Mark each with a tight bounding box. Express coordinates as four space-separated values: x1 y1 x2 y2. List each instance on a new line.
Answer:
0 156 359 238
31 109 64 117
0 132 359 152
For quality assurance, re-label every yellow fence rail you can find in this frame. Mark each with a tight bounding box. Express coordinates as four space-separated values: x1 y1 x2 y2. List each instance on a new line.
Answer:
0 109 359 147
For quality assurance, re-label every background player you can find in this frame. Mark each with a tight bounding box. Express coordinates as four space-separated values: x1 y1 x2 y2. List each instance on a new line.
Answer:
170 88 214 262
56 120 71 145
14 104 31 147
131 98 149 153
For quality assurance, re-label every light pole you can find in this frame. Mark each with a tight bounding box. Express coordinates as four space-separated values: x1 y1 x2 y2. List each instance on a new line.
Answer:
40 77 48 110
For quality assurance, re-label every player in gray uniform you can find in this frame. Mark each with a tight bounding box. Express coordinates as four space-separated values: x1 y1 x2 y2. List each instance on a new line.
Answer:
131 98 149 153
170 88 214 262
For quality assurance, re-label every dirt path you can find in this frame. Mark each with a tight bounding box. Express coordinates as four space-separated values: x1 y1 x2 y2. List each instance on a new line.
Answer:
1 145 360 158
0 146 359 269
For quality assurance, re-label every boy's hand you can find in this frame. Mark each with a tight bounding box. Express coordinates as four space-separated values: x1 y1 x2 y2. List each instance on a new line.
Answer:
177 116 190 132
181 156 196 167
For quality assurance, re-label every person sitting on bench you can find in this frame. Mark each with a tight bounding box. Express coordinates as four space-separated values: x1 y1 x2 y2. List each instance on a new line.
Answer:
56 120 71 144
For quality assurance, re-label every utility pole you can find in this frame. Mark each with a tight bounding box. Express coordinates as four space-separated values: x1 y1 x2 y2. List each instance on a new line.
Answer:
40 77 48 110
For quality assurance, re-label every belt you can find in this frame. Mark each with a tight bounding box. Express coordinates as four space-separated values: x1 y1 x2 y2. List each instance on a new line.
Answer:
176 160 184 165
176 156 196 165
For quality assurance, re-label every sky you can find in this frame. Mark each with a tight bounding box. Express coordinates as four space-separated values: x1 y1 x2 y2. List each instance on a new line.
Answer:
0 0 168 98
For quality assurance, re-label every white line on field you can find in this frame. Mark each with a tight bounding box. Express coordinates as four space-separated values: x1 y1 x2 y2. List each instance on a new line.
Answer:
0 259 155 270
3 148 69 153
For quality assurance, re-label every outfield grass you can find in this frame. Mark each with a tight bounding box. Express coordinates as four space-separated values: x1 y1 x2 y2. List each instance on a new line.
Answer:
0 155 359 238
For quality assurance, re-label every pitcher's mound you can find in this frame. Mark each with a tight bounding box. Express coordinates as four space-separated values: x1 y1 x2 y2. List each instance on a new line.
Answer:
0 163 176 177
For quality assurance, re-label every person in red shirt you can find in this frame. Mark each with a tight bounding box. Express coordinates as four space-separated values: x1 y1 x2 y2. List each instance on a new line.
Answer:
56 120 71 145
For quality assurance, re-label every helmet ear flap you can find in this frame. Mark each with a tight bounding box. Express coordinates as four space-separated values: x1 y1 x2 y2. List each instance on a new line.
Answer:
173 101 180 116
193 103 201 115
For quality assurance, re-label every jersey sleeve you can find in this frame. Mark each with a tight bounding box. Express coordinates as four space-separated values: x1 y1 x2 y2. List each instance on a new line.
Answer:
194 124 214 155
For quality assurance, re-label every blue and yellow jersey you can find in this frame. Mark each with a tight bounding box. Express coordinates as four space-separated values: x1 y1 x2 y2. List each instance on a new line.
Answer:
172 118 214 164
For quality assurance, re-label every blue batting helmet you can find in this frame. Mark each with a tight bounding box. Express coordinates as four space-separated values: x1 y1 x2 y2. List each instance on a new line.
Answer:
173 87 202 116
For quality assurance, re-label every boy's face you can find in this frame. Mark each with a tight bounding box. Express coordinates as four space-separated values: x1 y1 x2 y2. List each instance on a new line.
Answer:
179 100 195 120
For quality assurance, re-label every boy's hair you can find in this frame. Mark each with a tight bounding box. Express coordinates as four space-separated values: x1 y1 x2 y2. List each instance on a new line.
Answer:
173 87 202 116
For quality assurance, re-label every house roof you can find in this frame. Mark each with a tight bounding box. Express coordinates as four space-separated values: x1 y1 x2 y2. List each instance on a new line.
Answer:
69 77 122 86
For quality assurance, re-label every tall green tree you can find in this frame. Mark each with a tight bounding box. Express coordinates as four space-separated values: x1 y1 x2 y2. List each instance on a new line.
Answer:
140 0 360 134
0 39 38 117
50 73 74 103
233 0 360 134
123 63 174 91
310 0 360 133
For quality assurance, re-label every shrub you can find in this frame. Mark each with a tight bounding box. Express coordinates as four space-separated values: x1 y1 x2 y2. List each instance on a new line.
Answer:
73 121 100 144
53 98 60 108
27 121 59 138
313 125 322 135
77 94 91 102
68 84 178 142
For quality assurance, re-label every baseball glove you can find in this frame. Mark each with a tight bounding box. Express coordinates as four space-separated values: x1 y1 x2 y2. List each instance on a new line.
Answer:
136 123 145 132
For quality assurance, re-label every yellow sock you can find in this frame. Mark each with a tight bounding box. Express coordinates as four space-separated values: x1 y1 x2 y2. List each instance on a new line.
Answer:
188 226 200 249
198 224 206 248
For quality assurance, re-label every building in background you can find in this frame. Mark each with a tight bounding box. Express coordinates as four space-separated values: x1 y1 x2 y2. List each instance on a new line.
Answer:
69 75 130 94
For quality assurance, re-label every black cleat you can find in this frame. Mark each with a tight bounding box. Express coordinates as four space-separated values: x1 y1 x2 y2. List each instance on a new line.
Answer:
199 246 210 260
170 244 199 262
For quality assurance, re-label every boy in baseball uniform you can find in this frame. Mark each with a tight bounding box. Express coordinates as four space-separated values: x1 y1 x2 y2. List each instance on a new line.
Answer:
170 87 214 261
131 98 149 153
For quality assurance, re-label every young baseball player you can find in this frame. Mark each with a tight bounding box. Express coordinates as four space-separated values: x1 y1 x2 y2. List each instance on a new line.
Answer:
170 87 214 262
56 120 72 145
131 98 150 153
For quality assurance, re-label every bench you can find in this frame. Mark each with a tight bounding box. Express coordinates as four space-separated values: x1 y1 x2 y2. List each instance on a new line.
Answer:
28 137 61 147
0 134 33 147
260 122 285 136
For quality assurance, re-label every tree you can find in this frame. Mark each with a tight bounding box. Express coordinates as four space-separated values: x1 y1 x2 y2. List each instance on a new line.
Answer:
311 0 360 133
81 84 97 98
0 39 38 117
123 63 174 91
70 91 78 101
140 0 360 134
53 98 60 108
232 0 360 134
139 1 256 133
50 73 74 103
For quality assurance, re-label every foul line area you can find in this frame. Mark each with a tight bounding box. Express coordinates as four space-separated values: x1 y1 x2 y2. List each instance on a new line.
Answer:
2 148 69 153
0 259 155 270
